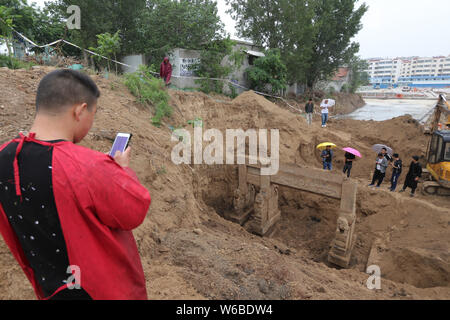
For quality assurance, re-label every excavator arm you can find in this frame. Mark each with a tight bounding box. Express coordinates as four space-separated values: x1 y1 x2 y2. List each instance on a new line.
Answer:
429 94 450 133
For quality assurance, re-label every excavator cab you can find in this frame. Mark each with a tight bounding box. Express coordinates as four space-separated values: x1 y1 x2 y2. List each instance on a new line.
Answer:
424 95 450 195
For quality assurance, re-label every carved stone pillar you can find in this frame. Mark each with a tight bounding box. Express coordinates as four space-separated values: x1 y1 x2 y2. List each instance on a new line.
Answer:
328 181 357 268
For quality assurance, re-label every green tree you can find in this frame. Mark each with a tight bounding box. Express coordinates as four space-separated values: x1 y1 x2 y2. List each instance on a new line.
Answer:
0 0 34 37
305 0 368 90
247 48 287 94
346 56 369 93
89 31 121 74
0 0 69 56
46 0 225 66
0 5 18 56
137 0 225 66
226 0 314 85
226 0 368 90
47 0 146 57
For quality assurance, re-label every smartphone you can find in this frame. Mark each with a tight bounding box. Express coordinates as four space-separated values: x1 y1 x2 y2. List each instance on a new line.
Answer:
109 133 133 157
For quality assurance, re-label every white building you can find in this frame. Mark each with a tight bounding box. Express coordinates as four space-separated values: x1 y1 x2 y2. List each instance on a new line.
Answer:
365 55 450 89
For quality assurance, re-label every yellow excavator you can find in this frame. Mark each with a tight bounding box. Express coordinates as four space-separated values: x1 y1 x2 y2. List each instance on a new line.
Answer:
423 94 450 196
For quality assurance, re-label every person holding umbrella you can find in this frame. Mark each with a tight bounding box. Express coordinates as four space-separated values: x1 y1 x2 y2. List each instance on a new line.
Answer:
381 147 393 163
369 153 389 188
317 143 336 171
320 99 335 128
321 145 334 170
342 147 362 178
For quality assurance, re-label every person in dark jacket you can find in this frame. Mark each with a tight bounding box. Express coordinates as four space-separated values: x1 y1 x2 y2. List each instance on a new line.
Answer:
321 146 333 171
381 147 393 163
160 57 172 86
305 99 314 126
389 154 403 191
343 152 356 178
400 156 422 197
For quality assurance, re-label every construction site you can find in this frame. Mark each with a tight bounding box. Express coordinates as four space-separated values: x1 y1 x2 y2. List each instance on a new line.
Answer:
0 66 449 300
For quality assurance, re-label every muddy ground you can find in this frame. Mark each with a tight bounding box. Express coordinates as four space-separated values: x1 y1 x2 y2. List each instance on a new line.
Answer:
0 66 449 300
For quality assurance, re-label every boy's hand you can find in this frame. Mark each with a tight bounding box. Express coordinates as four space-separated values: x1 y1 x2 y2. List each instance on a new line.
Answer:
114 147 131 168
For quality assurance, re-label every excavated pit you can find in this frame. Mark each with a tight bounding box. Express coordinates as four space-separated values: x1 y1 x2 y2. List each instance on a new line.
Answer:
196 166 345 265
196 165 450 290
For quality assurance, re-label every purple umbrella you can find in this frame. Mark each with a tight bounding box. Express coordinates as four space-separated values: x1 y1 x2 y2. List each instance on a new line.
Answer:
342 147 362 158
372 144 393 155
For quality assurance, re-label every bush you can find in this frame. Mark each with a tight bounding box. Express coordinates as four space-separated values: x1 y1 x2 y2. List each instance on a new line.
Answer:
0 55 35 69
124 65 172 127
246 49 287 95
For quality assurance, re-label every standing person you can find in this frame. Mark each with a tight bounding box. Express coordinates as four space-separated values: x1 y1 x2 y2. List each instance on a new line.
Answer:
160 57 172 86
400 156 422 197
320 100 330 128
343 152 356 178
389 153 403 192
320 99 334 128
0 69 151 300
381 147 393 163
321 146 334 171
305 98 314 126
369 153 388 188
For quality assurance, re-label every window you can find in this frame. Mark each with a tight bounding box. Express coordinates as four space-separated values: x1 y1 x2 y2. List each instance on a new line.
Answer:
436 136 443 162
445 143 450 161
429 134 439 163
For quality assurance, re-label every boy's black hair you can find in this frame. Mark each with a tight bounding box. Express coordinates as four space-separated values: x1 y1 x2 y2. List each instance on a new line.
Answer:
378 153 383 157
393 153 399 158
309 98 313 101
413 155 419 161
382 147 387 151
36 69 100 113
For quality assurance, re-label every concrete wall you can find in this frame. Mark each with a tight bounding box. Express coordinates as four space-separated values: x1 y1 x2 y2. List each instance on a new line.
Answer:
122 54 145 73
169 48 201 89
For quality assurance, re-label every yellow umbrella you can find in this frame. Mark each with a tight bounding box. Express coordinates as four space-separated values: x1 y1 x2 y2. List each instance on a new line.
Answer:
316 142 337 150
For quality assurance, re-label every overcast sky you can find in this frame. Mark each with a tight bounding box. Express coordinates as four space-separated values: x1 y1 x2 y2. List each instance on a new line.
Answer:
32 0 450 59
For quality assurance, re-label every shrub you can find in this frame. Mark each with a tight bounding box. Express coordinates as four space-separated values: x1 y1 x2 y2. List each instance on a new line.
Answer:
124 65 172 127
0 55 35 69
246 49 287 95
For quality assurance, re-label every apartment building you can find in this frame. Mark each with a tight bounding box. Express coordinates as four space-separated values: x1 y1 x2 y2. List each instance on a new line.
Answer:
365 55 450 88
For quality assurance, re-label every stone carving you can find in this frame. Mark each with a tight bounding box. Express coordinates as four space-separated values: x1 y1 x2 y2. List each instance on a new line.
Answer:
231 184 256 225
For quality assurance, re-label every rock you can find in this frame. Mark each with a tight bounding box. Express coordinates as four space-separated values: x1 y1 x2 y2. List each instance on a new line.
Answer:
274 242 294 255
193 228 203 235
258 279 269 294
316 286 326 293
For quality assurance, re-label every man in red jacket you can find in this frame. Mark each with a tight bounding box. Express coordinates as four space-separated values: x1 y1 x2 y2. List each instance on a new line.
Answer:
0 69 151 300
160 57 172 86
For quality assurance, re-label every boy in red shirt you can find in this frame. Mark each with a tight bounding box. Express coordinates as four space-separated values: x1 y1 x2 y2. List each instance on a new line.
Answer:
0 69 151 300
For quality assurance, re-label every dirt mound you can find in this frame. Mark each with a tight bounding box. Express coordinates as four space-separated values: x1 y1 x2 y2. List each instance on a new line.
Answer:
0 67 449 300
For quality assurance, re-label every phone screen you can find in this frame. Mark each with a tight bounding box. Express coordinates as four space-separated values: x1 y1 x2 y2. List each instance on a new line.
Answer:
110 133 132 157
